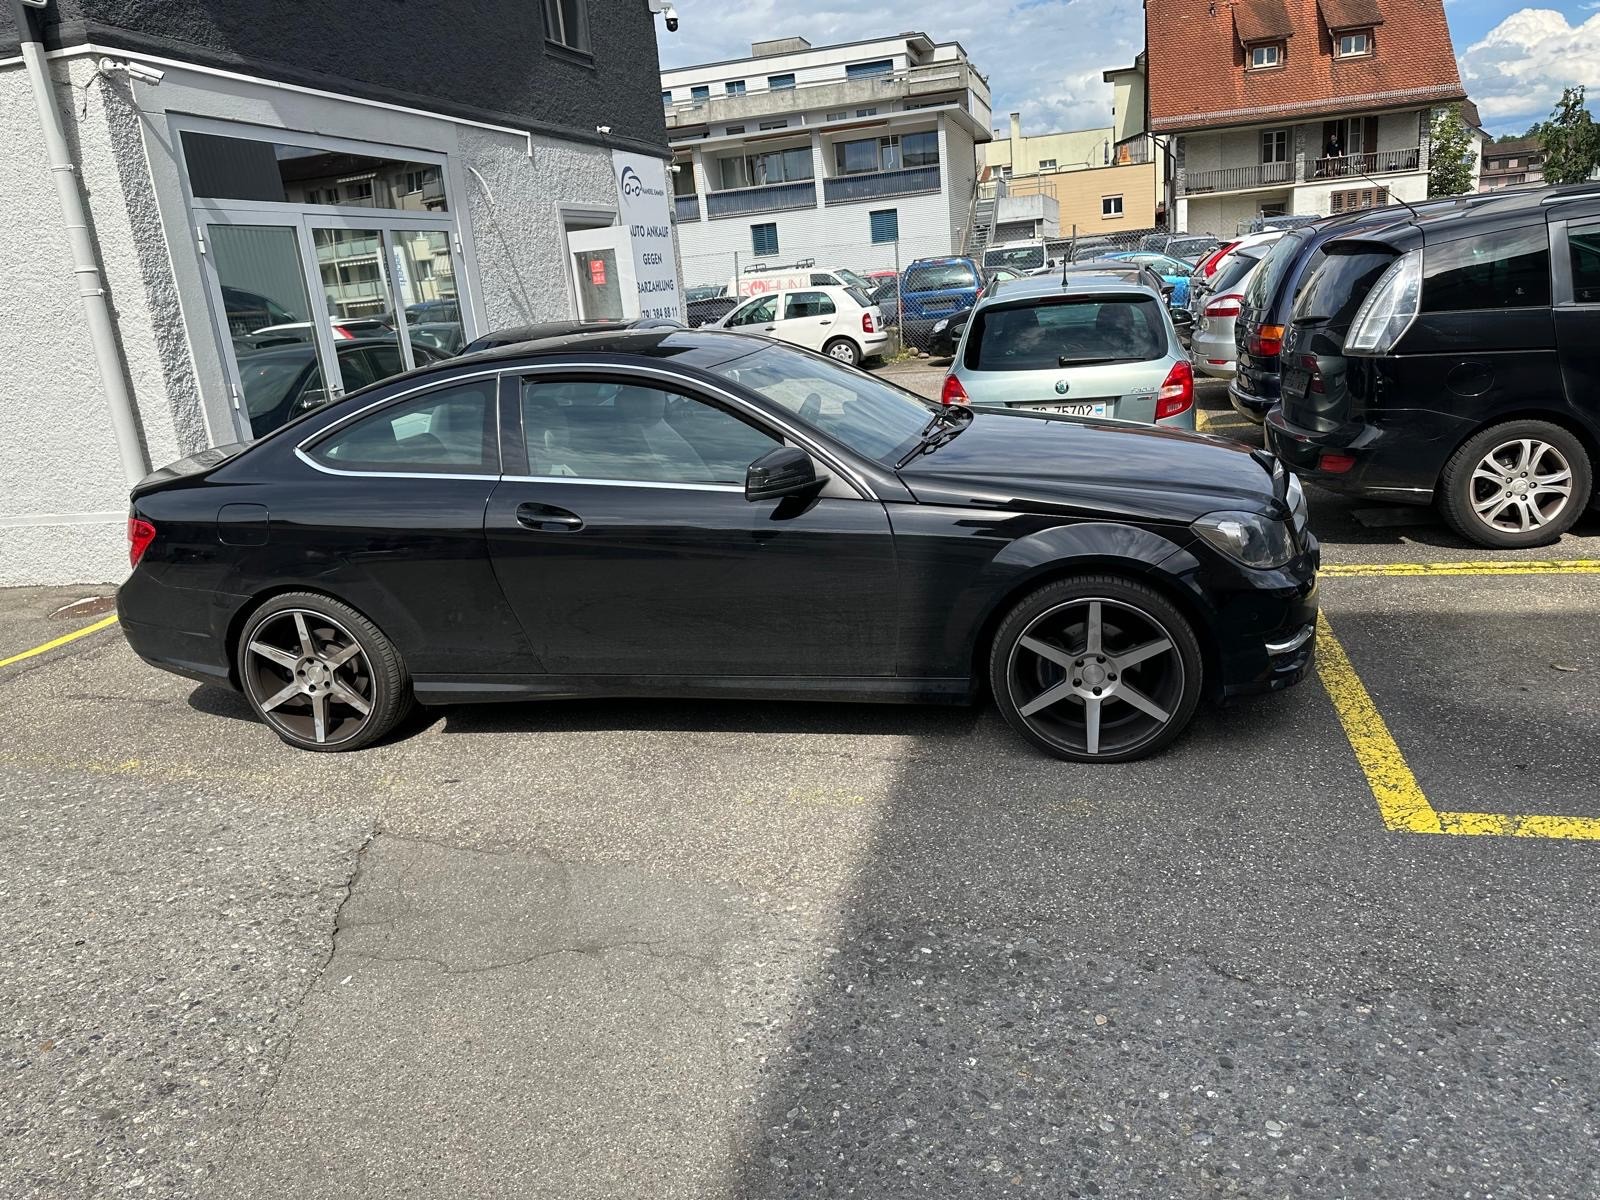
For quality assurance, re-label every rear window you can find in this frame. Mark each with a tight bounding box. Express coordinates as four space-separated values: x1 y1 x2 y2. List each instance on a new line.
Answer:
1294 247 1399 328
905 262 978 292
1210 250 1265 295
984 246 1047 272
1423 226 1551 312
1243 231 1310 315
966 297 1167 371
844 286 872 308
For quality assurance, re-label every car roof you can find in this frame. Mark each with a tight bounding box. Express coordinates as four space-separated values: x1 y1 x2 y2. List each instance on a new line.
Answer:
446 327 771 371
1325 182 1600 249
974 276 1155 307
906 255 977 267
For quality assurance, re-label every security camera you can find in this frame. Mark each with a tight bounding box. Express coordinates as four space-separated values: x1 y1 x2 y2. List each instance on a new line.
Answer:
125 62 165 84
596 124 612 135
647 0 678 31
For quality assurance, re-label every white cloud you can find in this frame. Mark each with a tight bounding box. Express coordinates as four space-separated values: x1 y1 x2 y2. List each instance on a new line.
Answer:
659 0 1140 137
1458 8 1600 129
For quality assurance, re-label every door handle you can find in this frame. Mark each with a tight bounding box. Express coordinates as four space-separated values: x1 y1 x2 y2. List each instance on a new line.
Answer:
516 502 583 532
763 325 777 332
819 320 833 325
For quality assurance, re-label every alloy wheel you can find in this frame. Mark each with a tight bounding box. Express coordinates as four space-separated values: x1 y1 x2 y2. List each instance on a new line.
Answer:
241 609 376 746
1470 438 1573 533
1005 597 1185 758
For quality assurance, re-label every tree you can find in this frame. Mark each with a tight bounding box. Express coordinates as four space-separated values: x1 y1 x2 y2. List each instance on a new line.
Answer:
1536 86 1600 185
1428 107 1477 197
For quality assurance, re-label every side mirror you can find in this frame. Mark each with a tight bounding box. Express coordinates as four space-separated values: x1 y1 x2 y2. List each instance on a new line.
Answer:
746 445 827 502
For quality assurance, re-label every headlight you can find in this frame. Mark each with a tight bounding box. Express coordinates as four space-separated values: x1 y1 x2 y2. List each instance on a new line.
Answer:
1192 510 1295 569
933 318 949 332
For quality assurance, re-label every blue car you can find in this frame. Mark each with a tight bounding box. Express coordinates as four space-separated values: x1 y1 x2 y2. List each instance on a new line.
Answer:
1101 251 1195 309
898 255 982 351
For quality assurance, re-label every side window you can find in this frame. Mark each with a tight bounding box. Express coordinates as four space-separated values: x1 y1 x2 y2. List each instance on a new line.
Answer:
520 379 778 484
1569 221 1600 305
785 291 836 319
307 379 498 474
729 297 777 327
810 273 836 286
1423 227 1552 312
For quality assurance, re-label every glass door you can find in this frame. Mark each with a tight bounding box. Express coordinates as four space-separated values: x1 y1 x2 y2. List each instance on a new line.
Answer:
566 226 635 321
388 229 466 356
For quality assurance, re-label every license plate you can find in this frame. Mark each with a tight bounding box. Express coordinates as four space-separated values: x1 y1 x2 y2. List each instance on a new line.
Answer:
1020 401 1109 417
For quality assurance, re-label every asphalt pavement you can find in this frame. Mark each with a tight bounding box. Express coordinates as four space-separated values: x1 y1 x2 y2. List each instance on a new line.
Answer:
3 376 1599 1198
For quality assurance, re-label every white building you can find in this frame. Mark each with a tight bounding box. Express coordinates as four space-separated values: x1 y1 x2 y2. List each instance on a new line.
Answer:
660 34 992 287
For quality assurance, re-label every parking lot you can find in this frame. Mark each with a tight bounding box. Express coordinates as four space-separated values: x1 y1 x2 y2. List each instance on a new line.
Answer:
4 378 1599 1199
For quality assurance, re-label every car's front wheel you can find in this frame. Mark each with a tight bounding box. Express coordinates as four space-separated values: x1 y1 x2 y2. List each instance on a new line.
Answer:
822 337 860 367
1437 420 1591 549
990 575 1204 763
236 592 412 751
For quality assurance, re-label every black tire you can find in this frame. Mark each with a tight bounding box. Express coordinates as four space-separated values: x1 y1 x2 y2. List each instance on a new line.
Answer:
1437 420 1591 549
822 337 861 367
235 592 412 752
989 574 1204 763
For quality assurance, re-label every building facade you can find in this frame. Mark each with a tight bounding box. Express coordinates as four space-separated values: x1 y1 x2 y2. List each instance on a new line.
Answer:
661 34 991 289
1141 0 1465 235
2 0 676 585
1480 136 1546 191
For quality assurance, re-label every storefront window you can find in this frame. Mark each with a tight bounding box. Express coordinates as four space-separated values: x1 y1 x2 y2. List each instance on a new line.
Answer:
181 131 448 213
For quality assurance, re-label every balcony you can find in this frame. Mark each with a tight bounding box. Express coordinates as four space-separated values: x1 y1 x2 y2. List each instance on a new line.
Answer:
674 194 701 222
823 164 941 204
704 179 817 218
1180 161 1296 195
1304 146 1422 182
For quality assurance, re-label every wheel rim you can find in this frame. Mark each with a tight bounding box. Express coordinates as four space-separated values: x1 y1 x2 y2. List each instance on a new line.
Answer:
828 342 855 362
1469 438 1573 533
242 609 376 746
1006 598 1184 758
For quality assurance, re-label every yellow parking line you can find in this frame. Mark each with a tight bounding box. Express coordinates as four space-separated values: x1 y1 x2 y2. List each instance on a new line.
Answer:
0 614 120 669
1316 613 1600 841
1322 560 1600 577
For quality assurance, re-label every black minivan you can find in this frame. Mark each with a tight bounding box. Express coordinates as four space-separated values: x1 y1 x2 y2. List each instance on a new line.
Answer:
1267 184 1600 548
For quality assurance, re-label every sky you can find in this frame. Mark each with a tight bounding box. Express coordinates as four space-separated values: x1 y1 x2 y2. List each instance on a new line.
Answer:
656 0 1598 138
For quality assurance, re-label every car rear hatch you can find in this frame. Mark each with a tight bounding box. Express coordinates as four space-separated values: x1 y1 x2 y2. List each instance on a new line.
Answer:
1233 231 1311 401
959 292 1177 421
1279 242 1399 433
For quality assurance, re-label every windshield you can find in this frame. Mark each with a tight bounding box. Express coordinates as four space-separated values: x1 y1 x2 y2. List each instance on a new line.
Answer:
834 268 872 291
984 246 1047 272
966 296 1167 371
904 262 977 293
708 343 932 463
1210 249 1265 295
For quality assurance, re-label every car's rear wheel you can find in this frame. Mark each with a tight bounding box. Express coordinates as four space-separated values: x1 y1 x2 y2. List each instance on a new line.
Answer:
236 593 411 751
822 337 860 367
990 575 1203 763
1437 420 1591 549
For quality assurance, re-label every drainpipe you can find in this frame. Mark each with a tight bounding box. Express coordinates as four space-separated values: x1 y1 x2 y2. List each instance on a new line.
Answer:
11 0 148 485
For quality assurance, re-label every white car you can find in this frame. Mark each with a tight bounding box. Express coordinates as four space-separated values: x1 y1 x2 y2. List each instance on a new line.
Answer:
712 285 888 367
726 267 873 298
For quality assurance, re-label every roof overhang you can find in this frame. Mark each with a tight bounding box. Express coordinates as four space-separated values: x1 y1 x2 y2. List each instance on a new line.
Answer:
1152 83 1468 133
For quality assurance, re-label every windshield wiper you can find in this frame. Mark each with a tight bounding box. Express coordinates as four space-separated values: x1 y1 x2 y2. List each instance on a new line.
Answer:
1057 355 1139 367
895 405 973 468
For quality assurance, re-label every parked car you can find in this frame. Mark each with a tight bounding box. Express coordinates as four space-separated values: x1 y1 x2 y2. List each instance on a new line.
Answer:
406 299 460 324
870 277 900 327
1191 230 1287 304
1230 196 1492 423
119 329 1319 762
236 338 448 437
221 285 298 338
461 317 684 355
728 266 873 298
684 284 727 303
899 256 984 351
982 240 1055 274
1267 183 1600 548
408 321 466 357
711 285 887 366
943 276 1196 430
1099 251 1196 308
1189 249 1271 380
235 316 396 352
1139 233 1222 262
930 265 1160 359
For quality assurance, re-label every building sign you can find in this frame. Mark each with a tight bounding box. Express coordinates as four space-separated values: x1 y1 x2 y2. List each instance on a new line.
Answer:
612 151 681 321
588 258 608 286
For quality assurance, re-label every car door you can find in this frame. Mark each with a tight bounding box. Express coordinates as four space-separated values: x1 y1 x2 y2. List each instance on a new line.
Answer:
484 369 899 679
1554 215 1600 425
780 291 839 351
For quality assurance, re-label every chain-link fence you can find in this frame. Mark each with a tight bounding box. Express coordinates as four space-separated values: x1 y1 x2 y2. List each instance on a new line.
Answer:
677 223 1179 354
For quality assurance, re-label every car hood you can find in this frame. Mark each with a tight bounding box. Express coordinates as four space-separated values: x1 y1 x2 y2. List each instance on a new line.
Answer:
895 409 1282 524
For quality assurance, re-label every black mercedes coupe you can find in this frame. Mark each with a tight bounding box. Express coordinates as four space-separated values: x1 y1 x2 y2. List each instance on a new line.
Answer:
118 330 1319 762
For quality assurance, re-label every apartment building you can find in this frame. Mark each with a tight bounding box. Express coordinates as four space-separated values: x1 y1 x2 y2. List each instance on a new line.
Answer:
661 34 992 285
1142 0 1466 235
3 0 675 585
1480 136 1546 191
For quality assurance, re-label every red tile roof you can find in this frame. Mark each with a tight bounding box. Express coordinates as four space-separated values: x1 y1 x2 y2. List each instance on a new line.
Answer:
1234 0 1296 43
1148 0 1464 133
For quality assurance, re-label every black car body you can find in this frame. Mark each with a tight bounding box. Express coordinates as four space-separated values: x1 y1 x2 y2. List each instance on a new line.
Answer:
119 331 1318 762
1268 184 1600 547
461 317 684 355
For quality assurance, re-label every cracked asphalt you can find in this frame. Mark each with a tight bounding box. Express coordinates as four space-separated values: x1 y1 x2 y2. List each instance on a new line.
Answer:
4 378 1600 1199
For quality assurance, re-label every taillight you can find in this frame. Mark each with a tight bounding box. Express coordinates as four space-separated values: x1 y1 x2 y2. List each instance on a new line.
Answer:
330 324 355 339
1155 360 1194 420
128 517 156 568
862 310 875 334
1204 293 1243 318
1200 241 1238 277
1318 452 1356 474
941 374 970 406
1247 324 1285 358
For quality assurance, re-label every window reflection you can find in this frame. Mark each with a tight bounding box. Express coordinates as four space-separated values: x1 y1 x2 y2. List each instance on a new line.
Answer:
182 131 448 212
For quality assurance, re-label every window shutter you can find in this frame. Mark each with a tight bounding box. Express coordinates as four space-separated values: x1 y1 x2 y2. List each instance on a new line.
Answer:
869 209 899 244
1362 117 1379 158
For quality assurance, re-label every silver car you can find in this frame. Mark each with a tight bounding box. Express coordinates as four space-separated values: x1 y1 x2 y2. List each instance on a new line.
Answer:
1189 250 1271 380
946 277 1195 429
